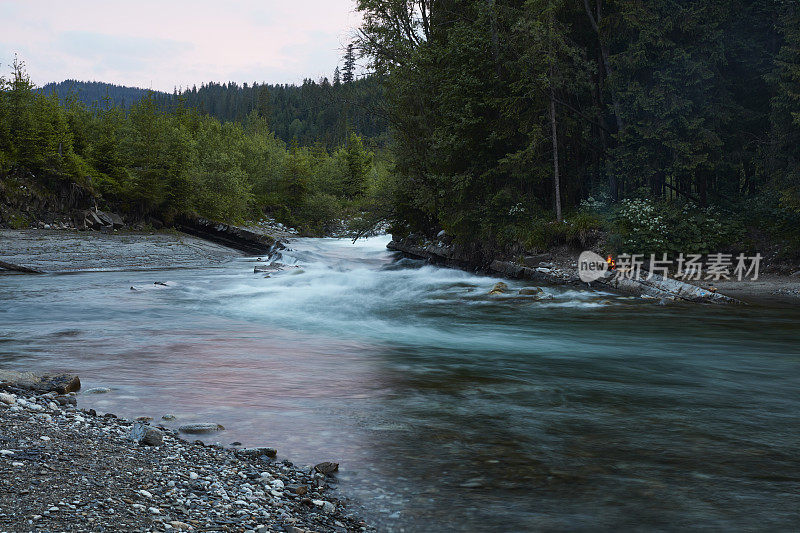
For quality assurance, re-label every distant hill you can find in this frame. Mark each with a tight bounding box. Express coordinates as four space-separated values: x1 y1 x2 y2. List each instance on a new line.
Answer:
40 78 388 149
41 80 159 109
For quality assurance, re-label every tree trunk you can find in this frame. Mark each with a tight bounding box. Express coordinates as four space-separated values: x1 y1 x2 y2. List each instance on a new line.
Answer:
550 89 562 222
549 8 562 222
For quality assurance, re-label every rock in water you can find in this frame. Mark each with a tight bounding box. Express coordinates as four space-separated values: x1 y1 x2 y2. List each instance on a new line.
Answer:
488 282 509 295
178 423 225 434
129 422 164 446
314 462 339 475
239 447 277 459
519 287 543 296
0 370 80 394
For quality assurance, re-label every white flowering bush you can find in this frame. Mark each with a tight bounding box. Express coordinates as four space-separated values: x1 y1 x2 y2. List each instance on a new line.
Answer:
611 198 742 254
613 198 668 252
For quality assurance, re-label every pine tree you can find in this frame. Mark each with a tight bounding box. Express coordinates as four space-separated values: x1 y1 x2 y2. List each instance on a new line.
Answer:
333 67 341 86
342 44 356 83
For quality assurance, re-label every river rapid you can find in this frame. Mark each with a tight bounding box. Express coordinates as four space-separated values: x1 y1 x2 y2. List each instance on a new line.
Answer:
1 236 799 531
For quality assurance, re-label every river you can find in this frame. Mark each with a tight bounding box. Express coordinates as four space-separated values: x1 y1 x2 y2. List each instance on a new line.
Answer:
1 236 799 531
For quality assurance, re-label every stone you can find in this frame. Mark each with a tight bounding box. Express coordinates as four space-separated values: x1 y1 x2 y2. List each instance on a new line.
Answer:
488 282 509 295
161 414 177 421
522 254 550 267
0 370 81 394
0 392 15 405
519 287 543 296
314 462 339 475
287 485 308 495
239 447 277 459
178 423 225 434
130 422 164 446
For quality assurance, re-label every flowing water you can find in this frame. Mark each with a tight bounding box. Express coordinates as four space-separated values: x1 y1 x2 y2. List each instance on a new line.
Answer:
1 236 799 531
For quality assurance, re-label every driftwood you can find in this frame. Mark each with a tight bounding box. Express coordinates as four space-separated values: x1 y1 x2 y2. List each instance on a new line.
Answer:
0 260 43 274
0 370 81 394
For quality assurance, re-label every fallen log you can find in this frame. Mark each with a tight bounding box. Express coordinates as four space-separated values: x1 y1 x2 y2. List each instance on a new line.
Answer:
0 260 43 274
0 370 81 394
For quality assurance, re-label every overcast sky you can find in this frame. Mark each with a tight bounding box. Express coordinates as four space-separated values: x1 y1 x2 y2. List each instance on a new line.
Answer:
0 0 362 91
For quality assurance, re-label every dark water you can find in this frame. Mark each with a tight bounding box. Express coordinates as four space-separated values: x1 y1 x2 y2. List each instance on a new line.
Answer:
1 237 799 531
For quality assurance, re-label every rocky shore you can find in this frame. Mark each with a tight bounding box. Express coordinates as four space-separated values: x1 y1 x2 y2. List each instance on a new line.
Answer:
387 235 759 304
0 381 369 533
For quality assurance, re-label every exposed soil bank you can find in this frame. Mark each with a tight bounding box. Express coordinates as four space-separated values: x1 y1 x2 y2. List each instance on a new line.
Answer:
0 385 369 533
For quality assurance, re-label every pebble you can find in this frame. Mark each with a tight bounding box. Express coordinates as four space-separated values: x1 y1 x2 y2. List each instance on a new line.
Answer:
0 388 369 533
0 392 17 404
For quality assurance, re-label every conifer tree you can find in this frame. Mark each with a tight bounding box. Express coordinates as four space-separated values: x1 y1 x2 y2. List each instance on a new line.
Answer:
342 44 356 83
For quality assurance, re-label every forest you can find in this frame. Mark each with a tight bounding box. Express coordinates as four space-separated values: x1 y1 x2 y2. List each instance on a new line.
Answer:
3 0 800 256
42 64 388 150
356 0 800 257
0 58 391 235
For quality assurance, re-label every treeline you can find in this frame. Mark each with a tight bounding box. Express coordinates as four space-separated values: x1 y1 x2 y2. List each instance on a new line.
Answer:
40 81 152 110
1 60 391 234
357 0 800 255
42 76 389 150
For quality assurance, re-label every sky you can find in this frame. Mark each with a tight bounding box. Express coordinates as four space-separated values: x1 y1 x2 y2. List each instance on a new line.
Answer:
0 0 363 91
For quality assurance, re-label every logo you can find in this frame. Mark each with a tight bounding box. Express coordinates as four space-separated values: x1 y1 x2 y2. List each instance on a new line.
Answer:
578 251 609 282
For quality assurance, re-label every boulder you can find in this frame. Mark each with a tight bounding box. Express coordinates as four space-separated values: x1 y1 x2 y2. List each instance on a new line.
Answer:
107 212 124 229
239 447 277 459
519 287 543 296
84 210 104 230
488 282 509 295
0 370 80 394
178 423 225 434
130 422 164 446
0 392 16 405
522 254 550 267
314 462 339 475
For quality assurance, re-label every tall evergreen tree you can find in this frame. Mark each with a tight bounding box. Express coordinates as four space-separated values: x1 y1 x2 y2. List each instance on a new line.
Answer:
343 44 356 83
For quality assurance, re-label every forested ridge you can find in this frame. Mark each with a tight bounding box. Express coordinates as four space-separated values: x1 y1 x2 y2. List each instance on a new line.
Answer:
42 74 388 150
356 0 800 257
1 58 391 235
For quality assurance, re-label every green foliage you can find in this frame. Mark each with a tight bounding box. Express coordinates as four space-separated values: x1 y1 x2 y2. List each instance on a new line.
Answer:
610 198 743 255
356 0 800 256
43 76 389 150
0 62 388 235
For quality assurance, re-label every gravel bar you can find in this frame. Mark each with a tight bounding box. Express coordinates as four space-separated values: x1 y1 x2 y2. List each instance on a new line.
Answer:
0 388 370 532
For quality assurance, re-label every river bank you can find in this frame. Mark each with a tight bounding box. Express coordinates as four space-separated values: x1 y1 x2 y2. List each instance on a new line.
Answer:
387 235 800 305
0 384 369 533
